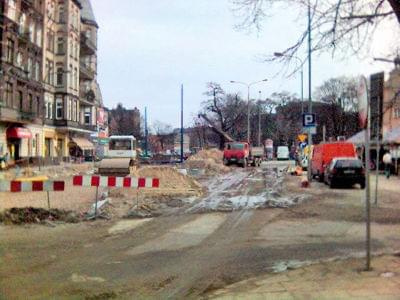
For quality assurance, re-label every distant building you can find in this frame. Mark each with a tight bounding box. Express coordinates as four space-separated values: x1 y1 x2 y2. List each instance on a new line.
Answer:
173 130 190 154
107 105 141 138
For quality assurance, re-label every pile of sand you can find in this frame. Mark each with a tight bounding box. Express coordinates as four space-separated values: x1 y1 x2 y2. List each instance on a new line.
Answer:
136 166 201 190
185 149 230 174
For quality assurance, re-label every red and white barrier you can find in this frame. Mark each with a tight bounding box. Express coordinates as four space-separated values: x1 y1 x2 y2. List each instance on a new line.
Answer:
0 181 65 193
72 175 160 188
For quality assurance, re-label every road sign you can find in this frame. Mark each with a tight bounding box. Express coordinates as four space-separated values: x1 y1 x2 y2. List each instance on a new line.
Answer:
298 134 307 142
357 76 368 129
303 127 316 134
303 113 316 127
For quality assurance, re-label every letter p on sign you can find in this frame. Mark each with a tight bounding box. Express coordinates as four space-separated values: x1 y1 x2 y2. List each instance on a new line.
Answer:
303 113 316 127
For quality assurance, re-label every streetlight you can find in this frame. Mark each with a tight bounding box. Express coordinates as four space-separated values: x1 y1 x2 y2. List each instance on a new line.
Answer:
274 52 304 112
230 79 268 144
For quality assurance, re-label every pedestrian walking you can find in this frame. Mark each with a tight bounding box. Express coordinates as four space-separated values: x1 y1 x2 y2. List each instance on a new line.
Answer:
383 151 392 179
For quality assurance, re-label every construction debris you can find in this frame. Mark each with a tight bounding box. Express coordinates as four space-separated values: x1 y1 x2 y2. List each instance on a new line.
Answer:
0 207 80 225
185 149 230 175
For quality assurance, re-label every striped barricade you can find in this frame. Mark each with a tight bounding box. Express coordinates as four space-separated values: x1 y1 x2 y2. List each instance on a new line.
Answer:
72 175 160 188
0 180 65 193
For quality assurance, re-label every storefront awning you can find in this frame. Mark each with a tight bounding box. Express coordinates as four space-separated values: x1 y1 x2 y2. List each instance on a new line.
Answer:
70 137 94 150
347 130 365 145
6 127 32 139
383 126 400 144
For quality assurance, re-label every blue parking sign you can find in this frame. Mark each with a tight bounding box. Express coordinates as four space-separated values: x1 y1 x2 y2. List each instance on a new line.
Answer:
303 113 316 127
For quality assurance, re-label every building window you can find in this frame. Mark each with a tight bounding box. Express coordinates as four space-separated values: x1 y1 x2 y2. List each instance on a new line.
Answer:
6 39 14 63
49 61 54 85
395 108 400 119
56 97 63 119
18 13 26 33
5 82 13 107
36 96 40 115
35 61 40 81
47 30 54 52
29 94 33 112
29 22 35 42
74 68 77 89
84 107 91 125
57 37 64 54
67 98 72 120
16 52 22 68
36 25 42 47
56 67 63 86
7 0 17 20
58 5 65 23
18 91 23 111
27 58 33 78
69 64 73 88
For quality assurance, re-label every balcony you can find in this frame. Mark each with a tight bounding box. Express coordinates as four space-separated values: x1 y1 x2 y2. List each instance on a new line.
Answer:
0 106 40 124
80 34 96 55
49 119 97 132
17 30 31 44
79 62 95 80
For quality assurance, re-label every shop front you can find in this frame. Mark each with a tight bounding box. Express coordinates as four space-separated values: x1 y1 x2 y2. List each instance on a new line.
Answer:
6 126 32 162
68 136 94 162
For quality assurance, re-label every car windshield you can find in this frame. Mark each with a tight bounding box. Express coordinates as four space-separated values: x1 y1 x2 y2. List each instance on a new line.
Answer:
227 143 245 150
335 159 362 168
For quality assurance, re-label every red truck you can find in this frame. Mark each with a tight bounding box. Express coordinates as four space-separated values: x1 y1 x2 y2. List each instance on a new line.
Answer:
311 142 357 181
223 142 264 167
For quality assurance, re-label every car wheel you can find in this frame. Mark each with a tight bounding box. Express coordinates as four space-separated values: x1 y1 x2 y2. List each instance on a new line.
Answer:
223 158 229 166
360 181 366 189
329 180 335 189
242 159 247 168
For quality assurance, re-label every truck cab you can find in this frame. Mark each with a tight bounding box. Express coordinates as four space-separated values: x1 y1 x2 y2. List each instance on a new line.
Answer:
223 142 249 167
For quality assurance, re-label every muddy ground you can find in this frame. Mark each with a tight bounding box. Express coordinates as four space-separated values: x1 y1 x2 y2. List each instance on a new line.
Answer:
1 161 400 299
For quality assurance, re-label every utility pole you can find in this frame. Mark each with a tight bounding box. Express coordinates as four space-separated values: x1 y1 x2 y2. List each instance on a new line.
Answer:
230 79 268 145
247 85 251 144
258 91 262 147
180 84 184 163
307 0 313 181
144 107 148 156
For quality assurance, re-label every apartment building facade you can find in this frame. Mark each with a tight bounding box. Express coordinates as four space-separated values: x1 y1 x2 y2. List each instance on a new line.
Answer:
383 64 400 138
0 0 104 163
0 0 45 161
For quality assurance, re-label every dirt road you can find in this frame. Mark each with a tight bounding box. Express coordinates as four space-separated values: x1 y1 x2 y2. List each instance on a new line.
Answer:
1 163 399 299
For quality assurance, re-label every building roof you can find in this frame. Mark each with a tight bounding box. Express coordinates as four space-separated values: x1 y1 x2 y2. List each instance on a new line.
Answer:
78 0 98 27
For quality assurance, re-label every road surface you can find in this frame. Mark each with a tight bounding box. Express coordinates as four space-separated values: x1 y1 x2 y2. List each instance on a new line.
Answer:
1 163 399 299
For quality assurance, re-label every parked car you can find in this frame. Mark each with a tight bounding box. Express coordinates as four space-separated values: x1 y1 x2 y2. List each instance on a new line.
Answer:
277 146 290 160
324 157 365 189
311 142 357 181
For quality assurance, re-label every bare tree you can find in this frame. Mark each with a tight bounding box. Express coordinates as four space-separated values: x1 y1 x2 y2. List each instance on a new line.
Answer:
314 76 358 112
201 82 248 148
152 120 173 151
232 0 400 64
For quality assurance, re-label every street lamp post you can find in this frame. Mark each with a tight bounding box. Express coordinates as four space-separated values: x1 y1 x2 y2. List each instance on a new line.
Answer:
230 79 268 144
273 52 304 112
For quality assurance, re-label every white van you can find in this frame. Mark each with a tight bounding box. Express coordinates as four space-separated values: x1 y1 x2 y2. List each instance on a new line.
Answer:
277 146 290 160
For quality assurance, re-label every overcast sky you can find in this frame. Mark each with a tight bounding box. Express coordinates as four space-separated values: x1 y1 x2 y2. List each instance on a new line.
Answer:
92 0 398 129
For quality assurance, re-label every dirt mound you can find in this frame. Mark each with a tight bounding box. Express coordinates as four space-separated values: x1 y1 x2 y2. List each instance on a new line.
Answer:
135 166 202 191
186 149 230 174
0 207 80 225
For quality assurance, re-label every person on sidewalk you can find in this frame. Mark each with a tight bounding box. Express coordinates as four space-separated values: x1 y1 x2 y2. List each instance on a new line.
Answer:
383 151 392 179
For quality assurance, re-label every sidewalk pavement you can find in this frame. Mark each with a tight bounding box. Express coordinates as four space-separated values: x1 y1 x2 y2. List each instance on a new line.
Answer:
208 255 400 300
